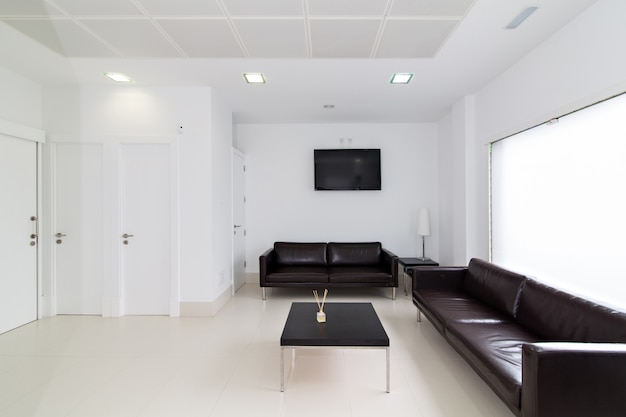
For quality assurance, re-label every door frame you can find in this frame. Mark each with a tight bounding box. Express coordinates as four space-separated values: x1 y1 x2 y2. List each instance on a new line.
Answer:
110 136 180 317
46 135 180 318
44 136 73 317
231 148 246 295
48 140 104 316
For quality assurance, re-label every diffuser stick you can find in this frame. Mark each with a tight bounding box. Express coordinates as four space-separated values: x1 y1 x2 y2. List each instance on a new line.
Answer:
313 290 321 311
320 289 328 312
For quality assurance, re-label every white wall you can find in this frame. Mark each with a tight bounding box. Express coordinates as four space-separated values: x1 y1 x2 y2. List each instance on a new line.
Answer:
450 0 626 266
209 91 234 297
0 66 41 128
436 113 454 265
475 0 626 143
437 96 486 266
42 85 233 313
235 123 439 273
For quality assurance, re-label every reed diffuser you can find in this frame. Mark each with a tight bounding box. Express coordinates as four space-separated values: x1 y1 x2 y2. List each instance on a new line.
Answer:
313 289 328 322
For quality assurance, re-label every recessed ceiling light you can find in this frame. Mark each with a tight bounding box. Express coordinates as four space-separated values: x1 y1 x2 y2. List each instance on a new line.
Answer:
506 7 539 29
243 73 266 84
102 72 133 83
390 73 414 84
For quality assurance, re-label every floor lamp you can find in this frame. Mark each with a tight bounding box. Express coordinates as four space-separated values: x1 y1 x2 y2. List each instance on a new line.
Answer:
417 208 431 260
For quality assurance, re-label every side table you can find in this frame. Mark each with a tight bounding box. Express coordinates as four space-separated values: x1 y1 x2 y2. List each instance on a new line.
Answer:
398 257 439 295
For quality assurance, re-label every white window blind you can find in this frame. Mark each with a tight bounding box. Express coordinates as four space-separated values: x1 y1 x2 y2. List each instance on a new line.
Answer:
490 92 626 310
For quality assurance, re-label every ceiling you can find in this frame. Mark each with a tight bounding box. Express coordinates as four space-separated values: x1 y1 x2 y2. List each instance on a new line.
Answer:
0 0 478 59
0 0 598 124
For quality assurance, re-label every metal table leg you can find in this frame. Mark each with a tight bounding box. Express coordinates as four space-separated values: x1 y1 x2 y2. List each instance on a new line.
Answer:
386 346 390 393
280 347 284 392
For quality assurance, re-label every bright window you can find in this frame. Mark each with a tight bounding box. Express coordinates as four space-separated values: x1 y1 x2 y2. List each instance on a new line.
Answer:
490 92 626 310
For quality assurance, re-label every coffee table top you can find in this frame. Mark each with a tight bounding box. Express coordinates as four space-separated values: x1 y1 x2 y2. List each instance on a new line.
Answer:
280 302 389 347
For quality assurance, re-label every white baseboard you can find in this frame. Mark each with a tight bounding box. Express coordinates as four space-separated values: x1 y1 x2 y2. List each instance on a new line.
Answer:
102 296 121 317
245 272 259 284
179 285 232 317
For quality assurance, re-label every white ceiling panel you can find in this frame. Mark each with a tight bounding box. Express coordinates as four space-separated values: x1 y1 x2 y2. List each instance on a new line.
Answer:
389 0 476 17
158 19 244 57
51 0 142 16
4 19 118 57
221 0 303 16
0 0 602 124
234 19 307 58
81 19 181 57
310 19 381 58
137 0 224 16
308 0 389 16
376 19 459 58
0 0 478 59
0 0 63 16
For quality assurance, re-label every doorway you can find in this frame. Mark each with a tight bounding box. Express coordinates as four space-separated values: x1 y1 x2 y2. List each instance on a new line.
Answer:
232 149 246 293
119 143 172 315
53 143 103 315
0 134 38 333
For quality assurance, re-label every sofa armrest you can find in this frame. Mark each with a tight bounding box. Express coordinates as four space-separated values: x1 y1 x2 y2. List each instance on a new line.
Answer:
522 342 626 417
259 248 275 287
408 267 466 291
381 248 399 286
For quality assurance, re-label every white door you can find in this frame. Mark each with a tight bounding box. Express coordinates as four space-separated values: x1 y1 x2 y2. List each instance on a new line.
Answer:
120 143 171 315
232 150 246 293
54 143 103 315
0 135 38 334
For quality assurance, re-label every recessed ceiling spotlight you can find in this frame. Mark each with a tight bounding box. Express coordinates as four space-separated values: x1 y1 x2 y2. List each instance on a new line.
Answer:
243 73 266 84
506 7 539 29
390 73 414 84
102 72 133 83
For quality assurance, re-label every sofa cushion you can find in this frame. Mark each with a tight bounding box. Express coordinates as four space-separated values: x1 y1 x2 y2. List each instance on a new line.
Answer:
464 258 526 318
516 279 626 342
446 320 541 411
328 266 391 283
413 289 513 334
265 266 328 283
274 242 327 266
327 242 381 266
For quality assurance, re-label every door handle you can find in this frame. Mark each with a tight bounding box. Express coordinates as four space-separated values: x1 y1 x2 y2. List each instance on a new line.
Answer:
234 225 242 228
55 232 67 245
30 216 38 246
122 233 134 245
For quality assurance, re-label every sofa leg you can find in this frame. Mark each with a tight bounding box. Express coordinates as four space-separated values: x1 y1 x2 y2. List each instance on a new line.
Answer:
262 288 266 300
392 287 396 300
417 309 422 322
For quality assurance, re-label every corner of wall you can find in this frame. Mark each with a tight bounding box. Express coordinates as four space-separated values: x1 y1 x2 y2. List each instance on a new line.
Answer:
180 285 232 317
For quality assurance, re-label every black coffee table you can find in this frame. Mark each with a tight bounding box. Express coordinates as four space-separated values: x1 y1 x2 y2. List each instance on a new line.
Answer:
280 302 390 392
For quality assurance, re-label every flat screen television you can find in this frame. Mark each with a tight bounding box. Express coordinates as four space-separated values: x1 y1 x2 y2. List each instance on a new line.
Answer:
314 149 381 190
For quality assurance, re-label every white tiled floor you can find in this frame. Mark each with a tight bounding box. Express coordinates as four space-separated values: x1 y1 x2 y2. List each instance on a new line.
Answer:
0 284 515 417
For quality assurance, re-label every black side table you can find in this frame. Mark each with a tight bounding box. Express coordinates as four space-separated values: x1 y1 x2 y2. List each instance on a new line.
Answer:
398 257 439 295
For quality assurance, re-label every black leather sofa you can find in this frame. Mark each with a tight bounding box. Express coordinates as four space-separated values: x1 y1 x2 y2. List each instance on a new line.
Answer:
259 242 398 300
408 258 626 417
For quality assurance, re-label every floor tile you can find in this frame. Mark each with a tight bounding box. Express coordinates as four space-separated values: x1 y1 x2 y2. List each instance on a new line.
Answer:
0 284 515 417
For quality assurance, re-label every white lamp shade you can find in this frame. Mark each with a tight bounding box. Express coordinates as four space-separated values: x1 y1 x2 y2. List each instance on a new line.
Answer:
417 208 431 236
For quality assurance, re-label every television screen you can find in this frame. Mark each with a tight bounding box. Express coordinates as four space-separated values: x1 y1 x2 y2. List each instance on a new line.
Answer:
314 149 381 190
